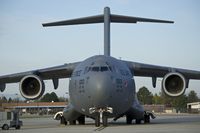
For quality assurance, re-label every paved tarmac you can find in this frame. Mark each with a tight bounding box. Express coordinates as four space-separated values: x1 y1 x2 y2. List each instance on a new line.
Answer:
1 114 200 133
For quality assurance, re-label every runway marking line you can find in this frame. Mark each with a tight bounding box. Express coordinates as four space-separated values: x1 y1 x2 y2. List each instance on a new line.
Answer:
94 126 107 132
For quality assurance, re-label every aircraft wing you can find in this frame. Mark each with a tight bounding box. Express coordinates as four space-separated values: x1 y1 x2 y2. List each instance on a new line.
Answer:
124 61 200 80
0 62 80 92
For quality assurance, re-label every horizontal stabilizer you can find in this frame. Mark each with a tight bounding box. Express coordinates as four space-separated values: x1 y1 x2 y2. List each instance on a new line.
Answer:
110 14 174 24
42 14 173 27
42 15 103 27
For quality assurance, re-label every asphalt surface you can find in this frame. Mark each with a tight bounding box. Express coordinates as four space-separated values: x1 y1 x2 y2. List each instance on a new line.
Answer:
1 114 200 133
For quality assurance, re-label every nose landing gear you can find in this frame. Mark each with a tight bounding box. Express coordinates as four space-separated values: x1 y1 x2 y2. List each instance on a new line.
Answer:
89 107 113 127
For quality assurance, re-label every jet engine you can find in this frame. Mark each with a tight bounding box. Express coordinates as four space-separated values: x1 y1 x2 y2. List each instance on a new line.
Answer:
19 75 45 100
162 72 186 97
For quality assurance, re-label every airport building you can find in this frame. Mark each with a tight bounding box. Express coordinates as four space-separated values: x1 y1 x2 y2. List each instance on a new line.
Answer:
143 105 179 113
187 102 200 113
143 104 165 113
2 103 166 114
1 102 67 115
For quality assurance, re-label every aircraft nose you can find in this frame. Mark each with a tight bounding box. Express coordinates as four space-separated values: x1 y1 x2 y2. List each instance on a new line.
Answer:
88 73 114 107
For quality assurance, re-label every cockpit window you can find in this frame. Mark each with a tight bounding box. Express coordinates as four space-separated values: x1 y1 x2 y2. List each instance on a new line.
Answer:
100 66 108 72
92 67 100 72
84 66 113 73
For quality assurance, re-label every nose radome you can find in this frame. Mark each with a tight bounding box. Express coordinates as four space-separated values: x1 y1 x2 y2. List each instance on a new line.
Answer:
89 74 113 106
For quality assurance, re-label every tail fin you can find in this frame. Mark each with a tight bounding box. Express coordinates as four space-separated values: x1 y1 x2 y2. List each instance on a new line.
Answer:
42 7 174 56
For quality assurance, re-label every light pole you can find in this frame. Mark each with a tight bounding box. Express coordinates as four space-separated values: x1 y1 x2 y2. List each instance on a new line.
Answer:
15 93 19 107
15 93 19 113
65 92 69 102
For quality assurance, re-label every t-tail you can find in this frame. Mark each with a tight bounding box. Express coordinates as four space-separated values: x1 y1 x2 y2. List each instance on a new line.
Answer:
42 7 174 56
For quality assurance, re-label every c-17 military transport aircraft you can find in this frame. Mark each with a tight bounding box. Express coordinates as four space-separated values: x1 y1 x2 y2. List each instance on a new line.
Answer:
0 7 200 127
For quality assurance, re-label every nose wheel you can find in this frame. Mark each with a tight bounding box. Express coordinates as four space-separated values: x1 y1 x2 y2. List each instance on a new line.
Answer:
95 112 108 127
89 107 112 127
102 114 108 126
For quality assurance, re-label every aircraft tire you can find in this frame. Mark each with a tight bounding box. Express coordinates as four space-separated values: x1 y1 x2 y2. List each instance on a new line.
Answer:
60 116 67 125
135 119 141 124
144 115 150 124
69 120 76 125
102 115 108 127
78 115 85 125
126 116 132 124
95 115 100 127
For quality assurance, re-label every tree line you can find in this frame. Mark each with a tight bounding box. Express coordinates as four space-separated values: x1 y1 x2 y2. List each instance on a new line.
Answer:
0 92 68 103
137 86 199 112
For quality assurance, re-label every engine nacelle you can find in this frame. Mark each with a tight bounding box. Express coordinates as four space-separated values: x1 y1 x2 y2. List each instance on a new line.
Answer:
162 72 186 97
19 75 45 100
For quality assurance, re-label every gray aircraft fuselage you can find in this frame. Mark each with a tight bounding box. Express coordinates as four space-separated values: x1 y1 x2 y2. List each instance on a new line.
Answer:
69 55 136 117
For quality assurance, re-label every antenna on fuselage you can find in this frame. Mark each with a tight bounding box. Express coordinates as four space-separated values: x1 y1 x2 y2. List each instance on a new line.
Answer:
42 7 174 56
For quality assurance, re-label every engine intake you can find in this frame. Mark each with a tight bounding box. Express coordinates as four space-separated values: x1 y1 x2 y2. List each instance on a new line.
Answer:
162 72 186 97
19 75 45 100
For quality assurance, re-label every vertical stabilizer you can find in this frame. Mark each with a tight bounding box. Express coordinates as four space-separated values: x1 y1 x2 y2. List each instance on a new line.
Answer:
104 7 111 56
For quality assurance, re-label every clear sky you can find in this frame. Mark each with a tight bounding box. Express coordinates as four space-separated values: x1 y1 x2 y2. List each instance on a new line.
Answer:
0 0 200 99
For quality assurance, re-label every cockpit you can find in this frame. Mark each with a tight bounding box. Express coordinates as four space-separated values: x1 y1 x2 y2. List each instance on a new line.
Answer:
72 56 131 77
84 66 112 73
